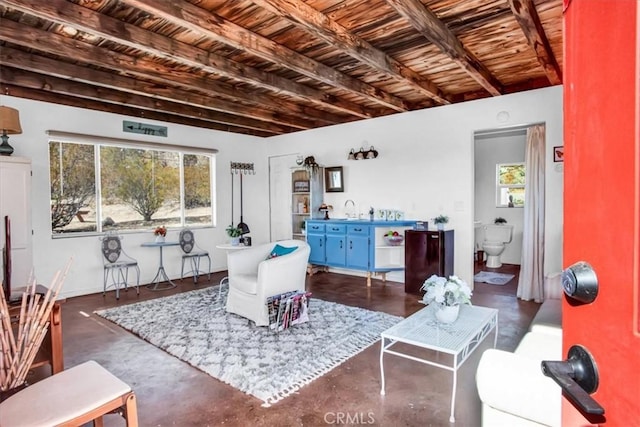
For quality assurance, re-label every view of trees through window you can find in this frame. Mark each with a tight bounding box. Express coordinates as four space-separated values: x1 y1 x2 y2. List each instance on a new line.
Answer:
496 163 525 207
49 140 213 234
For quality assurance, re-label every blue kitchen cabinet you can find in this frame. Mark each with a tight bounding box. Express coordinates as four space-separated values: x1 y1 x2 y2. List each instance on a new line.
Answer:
306 219 416 286
325 223 346 266
346 225 370 270
306 223 325 265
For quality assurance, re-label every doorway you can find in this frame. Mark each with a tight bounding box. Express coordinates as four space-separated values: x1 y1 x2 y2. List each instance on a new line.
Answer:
473 126 528 295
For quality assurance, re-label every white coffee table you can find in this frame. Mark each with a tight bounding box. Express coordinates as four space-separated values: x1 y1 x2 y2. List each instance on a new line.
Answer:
380 304 498 423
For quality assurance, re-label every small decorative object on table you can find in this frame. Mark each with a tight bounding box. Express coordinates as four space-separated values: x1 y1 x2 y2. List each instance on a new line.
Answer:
384 230 404 246
318 203 333 220
433 214 449 231
415 221 428 230
154 225 167 243
226 225 243 246
420 274 472 324
385 209 394 221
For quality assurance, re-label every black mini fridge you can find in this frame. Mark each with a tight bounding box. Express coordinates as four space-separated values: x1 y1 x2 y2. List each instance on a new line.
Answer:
404 229 454 294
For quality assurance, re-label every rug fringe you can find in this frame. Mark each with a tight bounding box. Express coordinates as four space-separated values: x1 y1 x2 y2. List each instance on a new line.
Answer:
259 334 382 406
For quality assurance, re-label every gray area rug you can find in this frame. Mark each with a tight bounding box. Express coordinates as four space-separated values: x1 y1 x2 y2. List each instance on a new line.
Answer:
473 271 515 285
95 287 402 407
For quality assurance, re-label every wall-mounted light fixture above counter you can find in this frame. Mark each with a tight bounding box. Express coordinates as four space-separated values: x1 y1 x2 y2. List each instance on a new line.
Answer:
347 146 378 160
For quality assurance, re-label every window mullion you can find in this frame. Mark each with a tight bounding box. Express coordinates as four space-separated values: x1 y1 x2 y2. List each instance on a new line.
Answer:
95 145 103 233
179 153 185 226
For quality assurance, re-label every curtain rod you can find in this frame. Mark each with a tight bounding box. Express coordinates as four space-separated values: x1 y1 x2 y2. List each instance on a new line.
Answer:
474 121 545 137
46 130 218 154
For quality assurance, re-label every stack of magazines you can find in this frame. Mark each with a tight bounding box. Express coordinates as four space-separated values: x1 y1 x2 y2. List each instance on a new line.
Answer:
266 290 312 332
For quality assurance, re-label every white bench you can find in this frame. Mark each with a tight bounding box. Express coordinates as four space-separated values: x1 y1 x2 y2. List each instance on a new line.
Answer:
0 360 138 426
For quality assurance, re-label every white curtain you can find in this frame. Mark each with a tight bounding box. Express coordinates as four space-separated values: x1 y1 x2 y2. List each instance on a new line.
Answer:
517 124 546 302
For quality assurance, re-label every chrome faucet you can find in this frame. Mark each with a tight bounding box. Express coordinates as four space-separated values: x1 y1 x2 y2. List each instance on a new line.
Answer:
344 199 356 218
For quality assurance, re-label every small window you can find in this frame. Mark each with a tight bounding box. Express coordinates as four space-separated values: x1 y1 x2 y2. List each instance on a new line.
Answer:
496 163 525 207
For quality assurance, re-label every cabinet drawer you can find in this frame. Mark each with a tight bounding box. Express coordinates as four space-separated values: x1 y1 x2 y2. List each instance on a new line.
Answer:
326 224 346 234
307 223 325 233
347 225 369 236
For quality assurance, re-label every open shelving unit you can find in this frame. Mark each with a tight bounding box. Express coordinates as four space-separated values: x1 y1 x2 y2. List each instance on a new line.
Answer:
373 225 414 270
291 167 323 240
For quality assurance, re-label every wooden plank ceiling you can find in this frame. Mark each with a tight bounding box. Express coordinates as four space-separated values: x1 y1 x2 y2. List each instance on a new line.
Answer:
0 0 562 137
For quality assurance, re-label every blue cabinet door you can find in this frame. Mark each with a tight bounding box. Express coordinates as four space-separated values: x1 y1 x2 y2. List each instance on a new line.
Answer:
326 234 346 266
307 233 325 264
347 235 369 269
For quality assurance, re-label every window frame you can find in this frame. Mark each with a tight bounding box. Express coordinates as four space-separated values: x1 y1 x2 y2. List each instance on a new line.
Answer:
47 132 217 238
496 162 525 208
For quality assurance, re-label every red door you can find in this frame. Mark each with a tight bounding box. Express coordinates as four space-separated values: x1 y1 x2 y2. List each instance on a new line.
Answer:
564 0 640 424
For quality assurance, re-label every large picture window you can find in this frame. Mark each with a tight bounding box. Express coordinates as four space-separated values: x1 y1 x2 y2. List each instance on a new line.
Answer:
49 139 214 235
496 163 525 207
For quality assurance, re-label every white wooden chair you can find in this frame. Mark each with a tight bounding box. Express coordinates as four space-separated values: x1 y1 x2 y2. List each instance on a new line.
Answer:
0 360 138 426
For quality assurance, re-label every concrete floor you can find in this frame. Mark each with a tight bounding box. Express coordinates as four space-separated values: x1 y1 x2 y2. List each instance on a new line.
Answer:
29 263 537 427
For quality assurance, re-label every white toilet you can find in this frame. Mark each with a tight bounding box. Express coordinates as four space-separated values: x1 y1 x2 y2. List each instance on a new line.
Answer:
482 224 514 268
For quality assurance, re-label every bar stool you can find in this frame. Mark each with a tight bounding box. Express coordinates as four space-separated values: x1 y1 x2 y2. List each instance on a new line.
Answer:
0 360 138 426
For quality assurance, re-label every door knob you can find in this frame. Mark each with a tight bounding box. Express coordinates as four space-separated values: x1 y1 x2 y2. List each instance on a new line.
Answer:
541 345 604 415
562 261 598 303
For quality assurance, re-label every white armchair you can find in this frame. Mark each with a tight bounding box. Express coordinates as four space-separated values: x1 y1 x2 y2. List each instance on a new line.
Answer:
225 239 310 326
475 273 564 426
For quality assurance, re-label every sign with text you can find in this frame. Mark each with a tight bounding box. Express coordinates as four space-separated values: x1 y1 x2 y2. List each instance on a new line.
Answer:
122 121 167 137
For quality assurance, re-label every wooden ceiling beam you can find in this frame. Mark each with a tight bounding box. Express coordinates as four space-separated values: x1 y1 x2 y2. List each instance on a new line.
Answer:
0 47 319 131
250 0 451 105
0 19 351 127
118 0 409 112
385 0 503 96
507 0 562 85
2 84 272 137
457 76 551 102
1 0 369 120
0 67 294 135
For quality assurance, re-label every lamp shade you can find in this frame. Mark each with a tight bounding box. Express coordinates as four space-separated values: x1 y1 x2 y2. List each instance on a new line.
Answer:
0 106 22 134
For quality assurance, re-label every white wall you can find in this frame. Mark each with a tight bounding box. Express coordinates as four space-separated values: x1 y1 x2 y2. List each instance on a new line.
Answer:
474 130 526 265
1 85 563 297
265 86 564 286
1 95 270 298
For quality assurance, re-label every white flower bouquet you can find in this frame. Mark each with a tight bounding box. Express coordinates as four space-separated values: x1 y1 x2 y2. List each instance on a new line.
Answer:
420 274 472 307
